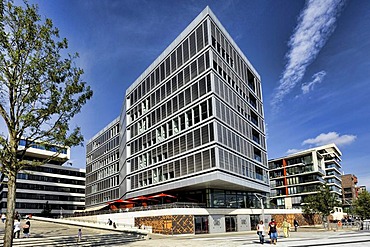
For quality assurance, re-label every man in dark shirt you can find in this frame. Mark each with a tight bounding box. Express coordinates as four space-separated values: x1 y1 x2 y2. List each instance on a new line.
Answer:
268 219 278 245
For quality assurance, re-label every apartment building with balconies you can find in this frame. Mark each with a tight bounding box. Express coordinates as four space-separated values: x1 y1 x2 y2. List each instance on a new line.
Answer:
268 144 342 209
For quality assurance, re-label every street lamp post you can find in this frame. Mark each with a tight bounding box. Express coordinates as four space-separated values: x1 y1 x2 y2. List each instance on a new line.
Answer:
254 193 268 225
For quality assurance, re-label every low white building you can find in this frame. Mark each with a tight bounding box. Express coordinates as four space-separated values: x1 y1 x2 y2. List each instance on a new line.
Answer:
0 140 85 216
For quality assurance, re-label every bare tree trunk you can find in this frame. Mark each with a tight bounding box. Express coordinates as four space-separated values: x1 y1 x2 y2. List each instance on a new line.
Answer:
3 173 17 247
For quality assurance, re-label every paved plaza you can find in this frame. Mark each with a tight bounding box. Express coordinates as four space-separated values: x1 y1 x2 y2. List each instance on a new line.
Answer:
131 228 370 247
0 219 369 246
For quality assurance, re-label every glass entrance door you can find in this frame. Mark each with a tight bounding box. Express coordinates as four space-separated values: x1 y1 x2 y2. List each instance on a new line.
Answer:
225 216 237 232
250 215 260 230
194 216 209 234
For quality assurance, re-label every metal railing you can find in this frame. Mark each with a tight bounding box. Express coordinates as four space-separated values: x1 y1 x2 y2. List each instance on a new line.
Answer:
67 217 136 229
70 202 206 218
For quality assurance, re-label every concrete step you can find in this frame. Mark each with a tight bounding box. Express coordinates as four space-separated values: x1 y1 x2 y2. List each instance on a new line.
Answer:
2 233 145 247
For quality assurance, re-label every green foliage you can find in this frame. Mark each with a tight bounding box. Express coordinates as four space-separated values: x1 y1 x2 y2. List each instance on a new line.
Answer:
0 0 93 174
302 184 341 217
353 191 370 220
0 1 92 246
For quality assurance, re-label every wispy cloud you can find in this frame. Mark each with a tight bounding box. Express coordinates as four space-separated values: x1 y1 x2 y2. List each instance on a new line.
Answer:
302 132 356 147
271 0 346 108
301 70 326 94
286 148 302 154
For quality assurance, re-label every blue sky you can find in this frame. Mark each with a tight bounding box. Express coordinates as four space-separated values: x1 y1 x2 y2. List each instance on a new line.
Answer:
22 0 370 188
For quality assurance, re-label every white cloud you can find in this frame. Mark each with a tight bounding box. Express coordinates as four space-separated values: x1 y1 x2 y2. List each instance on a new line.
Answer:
265 123 269 140
286 148 302 154
302 132 356 147
301 70 326 94
271 0 345 108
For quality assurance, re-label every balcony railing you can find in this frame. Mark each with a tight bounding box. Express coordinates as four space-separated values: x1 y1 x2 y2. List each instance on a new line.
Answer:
70 202 206 218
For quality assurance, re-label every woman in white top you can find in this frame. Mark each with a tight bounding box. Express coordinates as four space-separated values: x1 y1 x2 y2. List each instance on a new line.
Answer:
257 220 265 244
13 219 21 238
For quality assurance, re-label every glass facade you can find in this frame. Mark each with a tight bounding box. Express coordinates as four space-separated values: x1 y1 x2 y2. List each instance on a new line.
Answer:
86 7 269 208
122 10 268 201
85 118 120 207
0 163 85 215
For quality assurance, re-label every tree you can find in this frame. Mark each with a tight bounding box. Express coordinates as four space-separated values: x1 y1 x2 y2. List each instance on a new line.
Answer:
353 190 370 220
302 184 341 230
0 1 93 246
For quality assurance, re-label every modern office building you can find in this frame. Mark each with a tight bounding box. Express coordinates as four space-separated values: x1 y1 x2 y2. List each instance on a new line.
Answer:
86 7 269 209
85 117 120 210
269 143 342 209
0 140 85 216
341 174 358 210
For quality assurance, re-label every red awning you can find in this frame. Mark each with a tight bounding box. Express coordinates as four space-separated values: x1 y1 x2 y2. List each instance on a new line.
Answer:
107 199 134 204
130 196 159 202
148 193 176 199
114 199 134 203
130 196 150 201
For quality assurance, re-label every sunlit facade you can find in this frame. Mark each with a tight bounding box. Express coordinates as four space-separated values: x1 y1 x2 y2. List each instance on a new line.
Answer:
269 143 342 209
85 117 120 210
120 7 269 208
86 7 268 216
0 141 85 216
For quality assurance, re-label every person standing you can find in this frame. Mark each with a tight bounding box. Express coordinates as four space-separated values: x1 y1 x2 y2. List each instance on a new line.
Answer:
294 219 299 232
282 219 290 238
23 221 30 238
13 219 21 239
257 220 265 244
26 220 31 236
268 219 278 245
15 211 19 220
1 213 6 223
77 229 82 242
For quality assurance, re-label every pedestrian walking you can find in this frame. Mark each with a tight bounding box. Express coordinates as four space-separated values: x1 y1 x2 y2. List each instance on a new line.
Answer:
257 220 265 244
77 229 82 242
268 219 278 245
13 219 21 239
1 213 6 223
26 220 31 235
113 222 117 229
294 219 299 232
23 220 30 238
107 218 112 226
282 219 290 238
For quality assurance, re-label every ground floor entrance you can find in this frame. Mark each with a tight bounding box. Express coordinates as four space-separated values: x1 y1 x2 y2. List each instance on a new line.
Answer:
195 216 209 234
225 215 237 232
